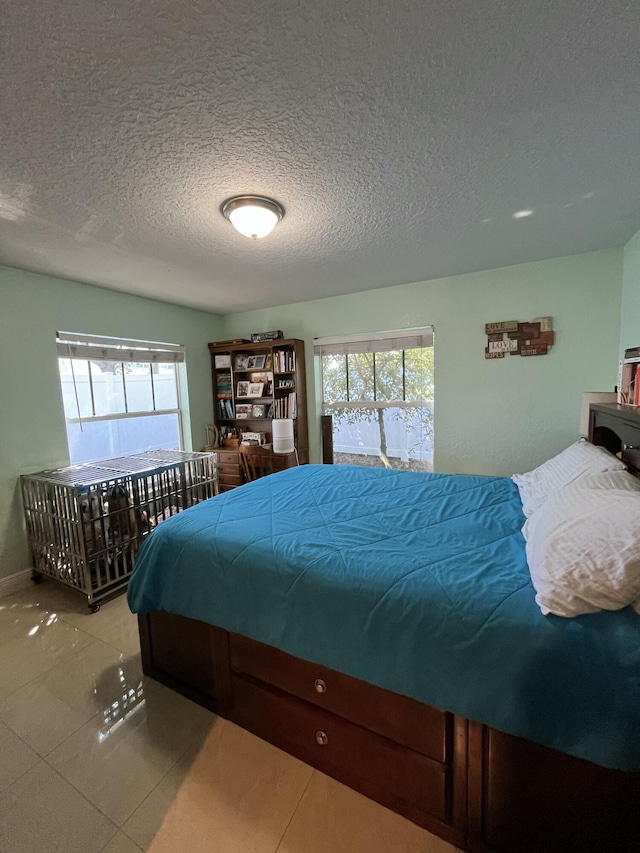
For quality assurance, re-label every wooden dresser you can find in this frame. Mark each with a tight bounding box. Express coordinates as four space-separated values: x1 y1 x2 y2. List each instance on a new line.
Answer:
215 449 243 492
216 447 300 492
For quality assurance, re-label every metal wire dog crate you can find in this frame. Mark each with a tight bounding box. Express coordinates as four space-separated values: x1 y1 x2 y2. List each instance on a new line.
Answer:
21 450 218 611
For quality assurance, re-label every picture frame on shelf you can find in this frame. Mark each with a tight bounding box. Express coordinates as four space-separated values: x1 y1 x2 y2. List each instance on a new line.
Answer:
251 373 272 394
235 403 252 419
246 354 266 370
264 353 272 370
251 404 266 418
214 354 231 368
247 382 264 397
237 381 250 397
235 354 249 370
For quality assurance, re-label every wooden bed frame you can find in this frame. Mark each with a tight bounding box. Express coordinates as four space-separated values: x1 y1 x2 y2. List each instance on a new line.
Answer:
138 403 640 853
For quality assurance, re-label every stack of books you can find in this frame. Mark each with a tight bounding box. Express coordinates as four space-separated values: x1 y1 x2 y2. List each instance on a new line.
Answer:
618 348 640 406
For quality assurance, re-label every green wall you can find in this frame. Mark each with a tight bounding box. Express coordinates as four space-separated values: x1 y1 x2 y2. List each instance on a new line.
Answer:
620 230 640 356
0 247 626 581
0 266 223 580
221 249 623 476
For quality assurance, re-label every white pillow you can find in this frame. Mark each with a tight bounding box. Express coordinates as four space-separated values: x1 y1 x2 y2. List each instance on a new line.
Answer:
512 439 625 519
521 470 640 542
525 475 640 618
556 469 640 494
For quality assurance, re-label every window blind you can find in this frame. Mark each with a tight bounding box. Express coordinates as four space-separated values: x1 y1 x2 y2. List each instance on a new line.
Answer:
313 327 433 356
56 331 185 363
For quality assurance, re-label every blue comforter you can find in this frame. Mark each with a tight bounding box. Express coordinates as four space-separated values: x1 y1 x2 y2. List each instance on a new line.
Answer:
128 465 640 771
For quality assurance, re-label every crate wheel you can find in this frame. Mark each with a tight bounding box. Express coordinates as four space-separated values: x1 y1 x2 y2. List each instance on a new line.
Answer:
90 603 101 613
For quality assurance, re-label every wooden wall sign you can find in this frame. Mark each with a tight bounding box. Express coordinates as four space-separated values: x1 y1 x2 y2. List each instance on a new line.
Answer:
485 317 554 359
528 331 555 347
485 321 518 334
489 338 519 353
508 322 540 340
521 344 549 357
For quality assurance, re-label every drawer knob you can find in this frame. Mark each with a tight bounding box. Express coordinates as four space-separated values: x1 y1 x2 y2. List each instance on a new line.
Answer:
315 730 329 746
314 678 327 694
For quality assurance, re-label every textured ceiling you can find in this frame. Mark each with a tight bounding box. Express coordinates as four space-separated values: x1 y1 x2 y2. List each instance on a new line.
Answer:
1 0 639 313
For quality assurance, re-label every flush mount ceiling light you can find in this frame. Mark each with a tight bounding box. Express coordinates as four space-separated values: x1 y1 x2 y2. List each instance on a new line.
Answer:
221 195 284 239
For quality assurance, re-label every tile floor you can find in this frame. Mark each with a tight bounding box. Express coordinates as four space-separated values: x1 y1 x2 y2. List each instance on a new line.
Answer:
0 582 464 853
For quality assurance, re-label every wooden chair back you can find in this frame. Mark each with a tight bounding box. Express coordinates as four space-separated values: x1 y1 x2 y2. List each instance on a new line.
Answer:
239 445 273 481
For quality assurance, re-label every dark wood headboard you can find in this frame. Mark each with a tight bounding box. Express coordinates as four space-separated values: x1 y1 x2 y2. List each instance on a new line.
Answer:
589 403 640 477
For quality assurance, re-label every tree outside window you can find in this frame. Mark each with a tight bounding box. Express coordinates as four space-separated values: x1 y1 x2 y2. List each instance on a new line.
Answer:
320 342 433 471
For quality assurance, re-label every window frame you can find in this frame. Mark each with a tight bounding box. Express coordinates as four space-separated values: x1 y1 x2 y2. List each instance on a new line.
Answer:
315 328 434 410
314 328 434 468
56 332 187 463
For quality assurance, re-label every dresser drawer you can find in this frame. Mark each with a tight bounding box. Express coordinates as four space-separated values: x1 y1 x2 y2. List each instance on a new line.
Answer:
219 472 242 485
217 451 240 465
229 634 451 763
218 461 242 476
231 674 452 826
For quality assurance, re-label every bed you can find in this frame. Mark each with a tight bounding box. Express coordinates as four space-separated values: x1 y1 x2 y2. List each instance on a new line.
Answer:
128 403 640 853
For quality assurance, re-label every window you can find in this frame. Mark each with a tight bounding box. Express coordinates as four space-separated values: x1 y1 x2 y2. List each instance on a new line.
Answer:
57 332 186 464
314 328 433 471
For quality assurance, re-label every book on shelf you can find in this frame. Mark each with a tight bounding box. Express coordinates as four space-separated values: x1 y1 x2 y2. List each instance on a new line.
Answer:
218 399 234 418
274 350 296 372
273 392 297 419
618 356 640 406
217 372 232 396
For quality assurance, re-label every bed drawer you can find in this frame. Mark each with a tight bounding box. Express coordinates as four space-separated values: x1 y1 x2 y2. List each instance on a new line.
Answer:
231 674 452 826
229 633 451 763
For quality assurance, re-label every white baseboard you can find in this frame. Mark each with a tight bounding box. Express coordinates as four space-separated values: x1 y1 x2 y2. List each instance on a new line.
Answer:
0 568 33 600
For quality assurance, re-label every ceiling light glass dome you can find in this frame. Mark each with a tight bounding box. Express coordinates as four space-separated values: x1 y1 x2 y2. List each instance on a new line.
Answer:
221 195 284 239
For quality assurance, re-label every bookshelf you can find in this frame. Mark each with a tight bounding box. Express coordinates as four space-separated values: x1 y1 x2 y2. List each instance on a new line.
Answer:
208 338 308 490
